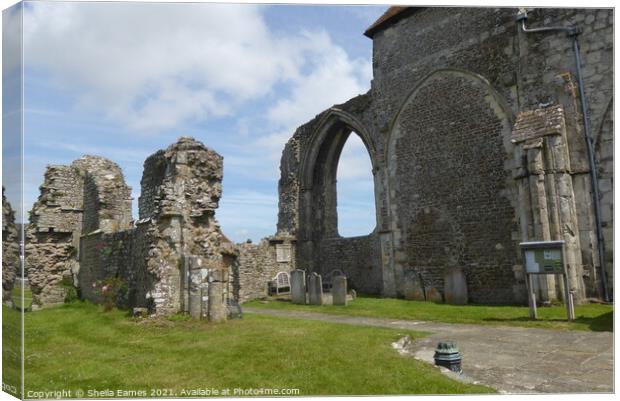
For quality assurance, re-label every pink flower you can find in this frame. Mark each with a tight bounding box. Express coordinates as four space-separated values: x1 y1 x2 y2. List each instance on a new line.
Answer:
102 285 109 292
92 282 97 288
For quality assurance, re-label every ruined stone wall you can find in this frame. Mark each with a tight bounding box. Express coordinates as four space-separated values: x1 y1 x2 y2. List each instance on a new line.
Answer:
2 188 20 301
232 236 296 303
73 156 133 234
279 7 613 304
78 230 134 305
137 137 230 315
26 166 84 305
27 157 133 306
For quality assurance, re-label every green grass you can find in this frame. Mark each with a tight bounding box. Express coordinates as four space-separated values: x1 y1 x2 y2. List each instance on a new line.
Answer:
246 296 613 332
5 302 493 397
2 303 22 398
10 286 34 310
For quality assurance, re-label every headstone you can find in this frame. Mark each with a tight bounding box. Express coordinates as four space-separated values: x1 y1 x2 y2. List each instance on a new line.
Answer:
332 275 347 306
425 286 443 303
291 269 306 304
403 274 426 301
307 273 323 305
444 268 468 305
226 299 243 319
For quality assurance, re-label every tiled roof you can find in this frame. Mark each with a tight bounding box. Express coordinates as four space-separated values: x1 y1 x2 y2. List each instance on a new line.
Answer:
364 6 418 38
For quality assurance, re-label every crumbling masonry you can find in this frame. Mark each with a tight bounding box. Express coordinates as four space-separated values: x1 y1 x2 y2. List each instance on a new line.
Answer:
24 137 293 316
12 7 613 312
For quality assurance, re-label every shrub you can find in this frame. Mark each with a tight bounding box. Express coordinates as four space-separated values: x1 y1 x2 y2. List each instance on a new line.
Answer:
92 277 128 312
60 276 79 304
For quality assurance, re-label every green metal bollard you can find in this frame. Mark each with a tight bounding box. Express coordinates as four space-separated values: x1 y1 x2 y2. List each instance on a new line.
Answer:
434 341 462 373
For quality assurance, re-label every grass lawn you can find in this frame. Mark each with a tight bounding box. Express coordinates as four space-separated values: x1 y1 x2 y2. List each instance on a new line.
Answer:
3 302 493 397
246 296 613 332
2 303 22 398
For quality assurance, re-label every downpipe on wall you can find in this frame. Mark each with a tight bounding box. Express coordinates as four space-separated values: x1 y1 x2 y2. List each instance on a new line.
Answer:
516 9 610 302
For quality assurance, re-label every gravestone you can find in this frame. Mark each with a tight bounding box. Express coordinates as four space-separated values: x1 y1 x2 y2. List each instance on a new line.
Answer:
332 275 347 306
403 273 425 301
308 273 323 305
425 287 443 303
291 269 307 304
444 268 468 305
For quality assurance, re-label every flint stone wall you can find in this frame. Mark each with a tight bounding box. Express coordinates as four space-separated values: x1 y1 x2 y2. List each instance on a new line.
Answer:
26 158 132 306
76 137 232 316
278 7 613 304
232 236 296 303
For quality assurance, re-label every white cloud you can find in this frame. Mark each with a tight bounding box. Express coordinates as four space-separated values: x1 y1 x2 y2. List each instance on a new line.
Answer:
23 2 333 132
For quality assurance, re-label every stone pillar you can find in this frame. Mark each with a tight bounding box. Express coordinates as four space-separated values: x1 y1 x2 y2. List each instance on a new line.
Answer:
332 275 347 306
188 270 202 319
291 269 306 304
443 268 468 305
207 269 227 322
307 273 323 305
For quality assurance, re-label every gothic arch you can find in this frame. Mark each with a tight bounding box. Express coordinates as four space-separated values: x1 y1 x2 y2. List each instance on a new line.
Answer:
297 108 379 240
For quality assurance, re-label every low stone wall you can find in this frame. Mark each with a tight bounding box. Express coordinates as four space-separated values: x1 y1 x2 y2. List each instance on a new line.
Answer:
232 238 295 303
79 230 134 306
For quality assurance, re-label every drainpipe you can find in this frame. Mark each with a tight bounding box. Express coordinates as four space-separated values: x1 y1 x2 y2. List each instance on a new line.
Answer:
516 9 610 302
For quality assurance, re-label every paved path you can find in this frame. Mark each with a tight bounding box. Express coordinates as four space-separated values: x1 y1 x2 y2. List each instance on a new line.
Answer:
245 308 613 394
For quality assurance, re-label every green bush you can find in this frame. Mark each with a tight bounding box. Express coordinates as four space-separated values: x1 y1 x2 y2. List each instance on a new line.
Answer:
60 276 79 304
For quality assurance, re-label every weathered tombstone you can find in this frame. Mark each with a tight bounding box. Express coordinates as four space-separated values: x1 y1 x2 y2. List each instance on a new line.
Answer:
444 268 468 305
307 273 323 305
425 286 443 303
291 269 307 304
332 275 347 306
403 273 426 301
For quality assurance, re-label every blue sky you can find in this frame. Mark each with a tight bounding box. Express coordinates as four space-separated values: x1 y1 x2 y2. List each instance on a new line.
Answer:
4 1 384 242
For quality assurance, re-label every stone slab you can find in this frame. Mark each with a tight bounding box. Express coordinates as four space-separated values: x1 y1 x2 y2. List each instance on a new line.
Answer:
332 275 347 306
291 269 306 304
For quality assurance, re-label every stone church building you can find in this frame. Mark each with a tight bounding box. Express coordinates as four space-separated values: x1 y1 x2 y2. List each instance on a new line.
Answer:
4 7 613 314
276 7 613 304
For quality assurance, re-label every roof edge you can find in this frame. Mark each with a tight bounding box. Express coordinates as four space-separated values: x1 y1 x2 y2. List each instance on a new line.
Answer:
364 6 420 38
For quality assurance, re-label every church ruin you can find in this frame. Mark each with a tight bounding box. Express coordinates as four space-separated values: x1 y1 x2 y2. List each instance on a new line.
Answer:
276 7 613 304
22 137 294 316
4 7 614 314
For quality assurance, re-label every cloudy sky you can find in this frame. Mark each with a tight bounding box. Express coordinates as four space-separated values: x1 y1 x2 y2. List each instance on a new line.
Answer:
3 1 384 242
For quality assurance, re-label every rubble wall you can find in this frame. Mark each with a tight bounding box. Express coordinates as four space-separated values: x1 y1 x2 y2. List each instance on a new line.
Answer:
232 237 296 303
25 166 84 305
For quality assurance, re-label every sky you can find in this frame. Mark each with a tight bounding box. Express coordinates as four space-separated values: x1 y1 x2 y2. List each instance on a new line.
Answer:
2 1 384 242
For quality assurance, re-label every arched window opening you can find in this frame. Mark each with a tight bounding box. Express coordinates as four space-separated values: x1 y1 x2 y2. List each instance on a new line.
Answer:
336 132 376 237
